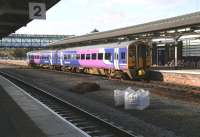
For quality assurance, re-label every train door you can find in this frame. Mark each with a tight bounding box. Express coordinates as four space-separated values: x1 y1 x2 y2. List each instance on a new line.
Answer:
60 51 63 66
136 44 147 68
50 52 53 65
55 50 59 65
128 43 148 69
56 50 61 65
119 48 127 69
128 44 136 68
51 50 58 65
114 48 120 70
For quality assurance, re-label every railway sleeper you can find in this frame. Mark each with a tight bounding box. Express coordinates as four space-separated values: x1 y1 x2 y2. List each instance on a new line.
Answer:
79 125 98 130
85 130 104 135
93 135 114 137
67 118 87 123
64 116 86 120
58 113 77 117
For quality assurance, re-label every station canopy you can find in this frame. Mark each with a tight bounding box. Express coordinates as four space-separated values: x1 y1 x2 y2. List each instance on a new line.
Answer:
50 11 200 48
0 0 60 39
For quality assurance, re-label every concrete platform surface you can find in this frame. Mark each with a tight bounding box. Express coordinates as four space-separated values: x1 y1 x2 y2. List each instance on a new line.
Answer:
158 69 200 75
0 83 46 137
151 70 200 87
0 75 89 137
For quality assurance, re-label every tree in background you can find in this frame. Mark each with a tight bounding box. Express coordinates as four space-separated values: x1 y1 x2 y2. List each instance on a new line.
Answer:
0 48 32 59
12 48 32 59
12 48 25 58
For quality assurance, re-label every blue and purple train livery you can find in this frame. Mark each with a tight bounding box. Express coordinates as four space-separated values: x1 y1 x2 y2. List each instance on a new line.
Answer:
27 41 151 79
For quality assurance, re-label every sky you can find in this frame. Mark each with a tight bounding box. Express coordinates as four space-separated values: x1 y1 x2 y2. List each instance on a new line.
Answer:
16 0 200 36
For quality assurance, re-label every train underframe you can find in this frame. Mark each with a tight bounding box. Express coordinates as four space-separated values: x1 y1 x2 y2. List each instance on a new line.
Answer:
28 63 149 80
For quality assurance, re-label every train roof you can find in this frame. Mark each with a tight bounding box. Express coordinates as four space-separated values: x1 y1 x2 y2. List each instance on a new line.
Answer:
27 40 140 55
60 40 134 51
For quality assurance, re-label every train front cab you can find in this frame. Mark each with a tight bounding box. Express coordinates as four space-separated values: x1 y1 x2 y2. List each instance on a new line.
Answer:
127 41 151 80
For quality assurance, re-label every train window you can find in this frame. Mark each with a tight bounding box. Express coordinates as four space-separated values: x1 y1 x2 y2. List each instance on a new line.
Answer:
64 54 71 60
121 52 126 59
81 54 85 60
92 53 96 60
98 53 103 60
105 53 111 60
71 54 76 60
64 55 67 59
76 54 80 59
67 54 71 59
86 54 90 60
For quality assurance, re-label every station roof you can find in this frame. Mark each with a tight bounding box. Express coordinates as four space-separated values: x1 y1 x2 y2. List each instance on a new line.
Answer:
0 0 60 39
50 11 200 47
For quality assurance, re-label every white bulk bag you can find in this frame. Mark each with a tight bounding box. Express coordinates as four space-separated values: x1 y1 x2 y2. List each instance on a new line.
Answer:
124 88 150 110
136 89 150 110
114 89 125 106
124 91 138 109
114 87 135 106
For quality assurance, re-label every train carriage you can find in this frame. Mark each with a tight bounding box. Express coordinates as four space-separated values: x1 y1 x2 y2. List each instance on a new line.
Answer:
27 50 52 67
27 40 151 80
59 41 151 79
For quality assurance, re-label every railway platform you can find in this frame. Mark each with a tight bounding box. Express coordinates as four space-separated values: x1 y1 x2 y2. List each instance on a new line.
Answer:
151 69 200 87
0 75 89 137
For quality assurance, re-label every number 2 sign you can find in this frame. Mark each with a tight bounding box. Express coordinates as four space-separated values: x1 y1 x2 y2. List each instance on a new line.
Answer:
29 3 46 20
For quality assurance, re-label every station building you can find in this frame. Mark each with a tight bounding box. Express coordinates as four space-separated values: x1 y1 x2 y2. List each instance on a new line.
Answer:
152 35 200 69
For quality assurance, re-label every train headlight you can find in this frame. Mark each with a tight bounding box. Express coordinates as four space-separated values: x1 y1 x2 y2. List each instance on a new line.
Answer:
138 69 145 76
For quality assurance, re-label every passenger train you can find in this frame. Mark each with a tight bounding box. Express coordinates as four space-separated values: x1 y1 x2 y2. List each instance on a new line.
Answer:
27 41 151 80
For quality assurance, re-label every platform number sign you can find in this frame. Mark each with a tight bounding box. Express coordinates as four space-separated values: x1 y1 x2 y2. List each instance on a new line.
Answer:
29 3 46 19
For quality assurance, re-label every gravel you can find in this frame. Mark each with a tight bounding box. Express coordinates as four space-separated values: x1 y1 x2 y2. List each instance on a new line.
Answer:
1 65 200 137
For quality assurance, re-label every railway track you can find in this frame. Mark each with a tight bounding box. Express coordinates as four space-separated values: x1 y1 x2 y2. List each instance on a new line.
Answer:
17 65 200 93
0 71 139 137
44 68 200 93
46 68 200 102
